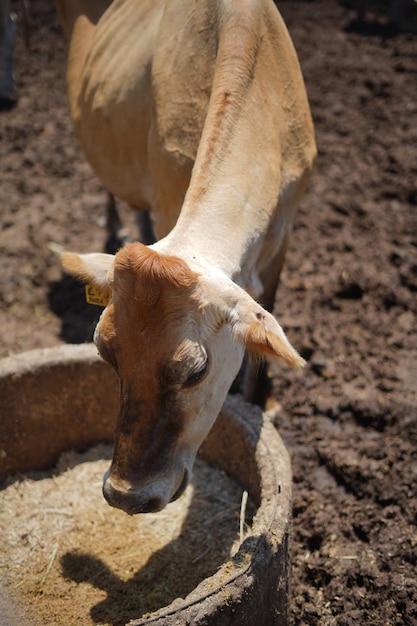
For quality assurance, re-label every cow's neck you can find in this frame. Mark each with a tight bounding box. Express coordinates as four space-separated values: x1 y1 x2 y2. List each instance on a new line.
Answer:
155 3 283 291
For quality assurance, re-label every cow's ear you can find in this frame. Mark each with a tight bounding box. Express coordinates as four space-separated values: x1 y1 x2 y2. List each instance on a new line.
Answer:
61 252 114 293
231 296 305 369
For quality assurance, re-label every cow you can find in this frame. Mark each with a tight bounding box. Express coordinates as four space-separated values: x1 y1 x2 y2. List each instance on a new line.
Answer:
0 0 30 109
56 0 316 515
0 0 17 108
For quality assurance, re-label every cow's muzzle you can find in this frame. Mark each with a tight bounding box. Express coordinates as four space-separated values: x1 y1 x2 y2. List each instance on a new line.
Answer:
102 467 189 515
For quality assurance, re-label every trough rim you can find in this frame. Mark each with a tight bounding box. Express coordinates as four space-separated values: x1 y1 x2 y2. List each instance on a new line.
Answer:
0 344 291 625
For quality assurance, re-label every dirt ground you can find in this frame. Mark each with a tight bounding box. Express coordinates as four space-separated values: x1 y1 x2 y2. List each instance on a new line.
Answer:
1 0 416 624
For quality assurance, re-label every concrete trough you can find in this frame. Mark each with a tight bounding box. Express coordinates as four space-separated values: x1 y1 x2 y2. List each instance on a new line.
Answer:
0 344 291 625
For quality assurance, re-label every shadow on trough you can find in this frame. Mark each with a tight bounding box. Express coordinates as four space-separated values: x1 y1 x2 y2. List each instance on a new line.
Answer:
60 485 255 626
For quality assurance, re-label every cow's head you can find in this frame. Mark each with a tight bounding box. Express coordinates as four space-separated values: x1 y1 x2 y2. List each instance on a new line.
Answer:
62 243 304 514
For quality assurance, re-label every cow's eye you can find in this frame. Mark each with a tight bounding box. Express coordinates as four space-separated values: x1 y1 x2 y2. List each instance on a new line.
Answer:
183 359 208 388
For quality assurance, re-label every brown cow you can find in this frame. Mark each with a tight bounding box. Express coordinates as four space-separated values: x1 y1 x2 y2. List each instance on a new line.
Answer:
58 0 316 514
0 0 16 107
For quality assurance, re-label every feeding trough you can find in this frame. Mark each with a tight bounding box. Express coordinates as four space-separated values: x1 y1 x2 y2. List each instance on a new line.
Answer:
0 344 292 625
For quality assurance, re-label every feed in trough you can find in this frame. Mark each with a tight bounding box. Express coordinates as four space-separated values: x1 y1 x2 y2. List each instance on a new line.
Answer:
0 445 253 626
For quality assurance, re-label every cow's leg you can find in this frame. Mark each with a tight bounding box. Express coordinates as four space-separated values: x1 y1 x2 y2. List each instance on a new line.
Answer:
135 209 156 246
104 193 131 253
242 233 290 407
105 193 156 253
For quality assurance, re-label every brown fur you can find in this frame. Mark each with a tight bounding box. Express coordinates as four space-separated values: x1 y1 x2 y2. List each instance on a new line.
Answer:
112 244 201 317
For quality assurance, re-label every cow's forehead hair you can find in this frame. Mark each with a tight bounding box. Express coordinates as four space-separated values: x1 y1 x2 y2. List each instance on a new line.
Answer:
95 245 212 358
112 242 200 302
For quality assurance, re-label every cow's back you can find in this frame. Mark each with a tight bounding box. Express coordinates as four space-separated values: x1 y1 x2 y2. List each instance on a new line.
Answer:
63 0 315 240
67 1 166 215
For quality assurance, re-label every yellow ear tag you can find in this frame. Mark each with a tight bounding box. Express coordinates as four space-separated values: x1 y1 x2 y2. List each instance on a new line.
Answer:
85 284 110 307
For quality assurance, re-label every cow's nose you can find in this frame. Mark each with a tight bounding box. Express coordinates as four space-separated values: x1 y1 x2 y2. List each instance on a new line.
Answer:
102 473 165 515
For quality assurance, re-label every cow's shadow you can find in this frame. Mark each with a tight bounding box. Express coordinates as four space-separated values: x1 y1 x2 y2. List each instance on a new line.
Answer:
60 480 253 626
48 274 104 344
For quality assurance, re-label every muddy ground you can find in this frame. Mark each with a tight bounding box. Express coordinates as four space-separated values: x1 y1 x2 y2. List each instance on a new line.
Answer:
1 0 416 624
